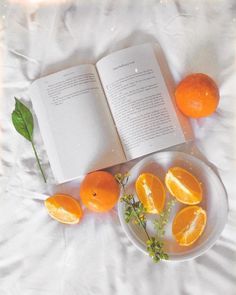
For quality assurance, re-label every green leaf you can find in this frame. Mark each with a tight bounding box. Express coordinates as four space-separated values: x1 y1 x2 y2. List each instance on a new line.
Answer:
12 97 34 142
11 97 47 182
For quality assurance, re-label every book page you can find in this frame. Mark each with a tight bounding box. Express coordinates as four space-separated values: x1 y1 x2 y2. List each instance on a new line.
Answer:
97 44 187 160
29 64 125 183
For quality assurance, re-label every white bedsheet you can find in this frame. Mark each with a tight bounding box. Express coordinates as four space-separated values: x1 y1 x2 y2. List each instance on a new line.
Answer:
1 1 236 294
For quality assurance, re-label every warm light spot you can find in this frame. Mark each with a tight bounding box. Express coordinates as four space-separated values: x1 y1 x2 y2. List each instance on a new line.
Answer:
0 17 3 176
9 0 71 6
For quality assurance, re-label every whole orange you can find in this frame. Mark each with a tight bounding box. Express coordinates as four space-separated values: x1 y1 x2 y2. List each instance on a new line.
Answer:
175 73 219 118
80 171 120 212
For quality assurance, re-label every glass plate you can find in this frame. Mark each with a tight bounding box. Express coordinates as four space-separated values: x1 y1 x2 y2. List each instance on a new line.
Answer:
117 151 228 261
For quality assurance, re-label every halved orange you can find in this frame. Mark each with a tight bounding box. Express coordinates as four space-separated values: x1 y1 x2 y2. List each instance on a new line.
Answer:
165 167 202 204
172 206 207 246
135 173 166 214
45 194 83 224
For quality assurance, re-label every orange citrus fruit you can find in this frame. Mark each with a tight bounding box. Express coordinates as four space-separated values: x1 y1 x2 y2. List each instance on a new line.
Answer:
45 194 83 224
172 206 207 246
165 167 202 205
135 173 166 214
175 73 219 118
80 171 120 213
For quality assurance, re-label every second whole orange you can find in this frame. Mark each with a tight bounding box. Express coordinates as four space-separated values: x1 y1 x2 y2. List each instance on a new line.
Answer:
80 171 120 213
175 73 219 118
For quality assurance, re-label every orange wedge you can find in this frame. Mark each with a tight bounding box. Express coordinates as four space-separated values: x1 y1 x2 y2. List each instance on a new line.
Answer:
172 206 207 246
135 173 166 214
165 167 202 204
45 194 83 224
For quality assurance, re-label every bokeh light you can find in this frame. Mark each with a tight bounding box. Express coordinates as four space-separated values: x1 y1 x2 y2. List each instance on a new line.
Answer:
9 0 70 5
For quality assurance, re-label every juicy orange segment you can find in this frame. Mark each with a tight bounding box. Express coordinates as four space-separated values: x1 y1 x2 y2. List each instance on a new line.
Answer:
135 173 166 214
45 194 83 224
165 167 202 205
172 206 207 246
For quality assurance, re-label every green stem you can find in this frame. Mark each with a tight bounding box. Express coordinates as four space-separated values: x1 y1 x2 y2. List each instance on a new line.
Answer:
130 202 150 239
31 141 47 183
143 225 151 240
121 187 150 240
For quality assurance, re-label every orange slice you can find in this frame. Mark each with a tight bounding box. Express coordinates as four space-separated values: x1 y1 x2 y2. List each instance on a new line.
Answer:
45 194 83 224
172 206 207 246
165 167 202 204
135 173 166 214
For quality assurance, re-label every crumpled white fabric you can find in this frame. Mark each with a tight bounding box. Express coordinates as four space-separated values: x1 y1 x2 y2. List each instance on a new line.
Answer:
1 1 236 294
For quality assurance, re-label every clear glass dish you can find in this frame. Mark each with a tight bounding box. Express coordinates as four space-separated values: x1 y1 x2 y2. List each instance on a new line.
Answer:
118 151 228 261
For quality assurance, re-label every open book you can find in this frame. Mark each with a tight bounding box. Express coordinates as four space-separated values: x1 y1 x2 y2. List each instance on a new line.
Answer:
29 43 192 183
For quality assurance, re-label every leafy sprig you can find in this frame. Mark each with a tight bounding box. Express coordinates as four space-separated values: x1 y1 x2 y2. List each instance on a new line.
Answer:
115 173 174 263
116 173 148 231
12 97 47 182
147 238 168 263
153 199 177 239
